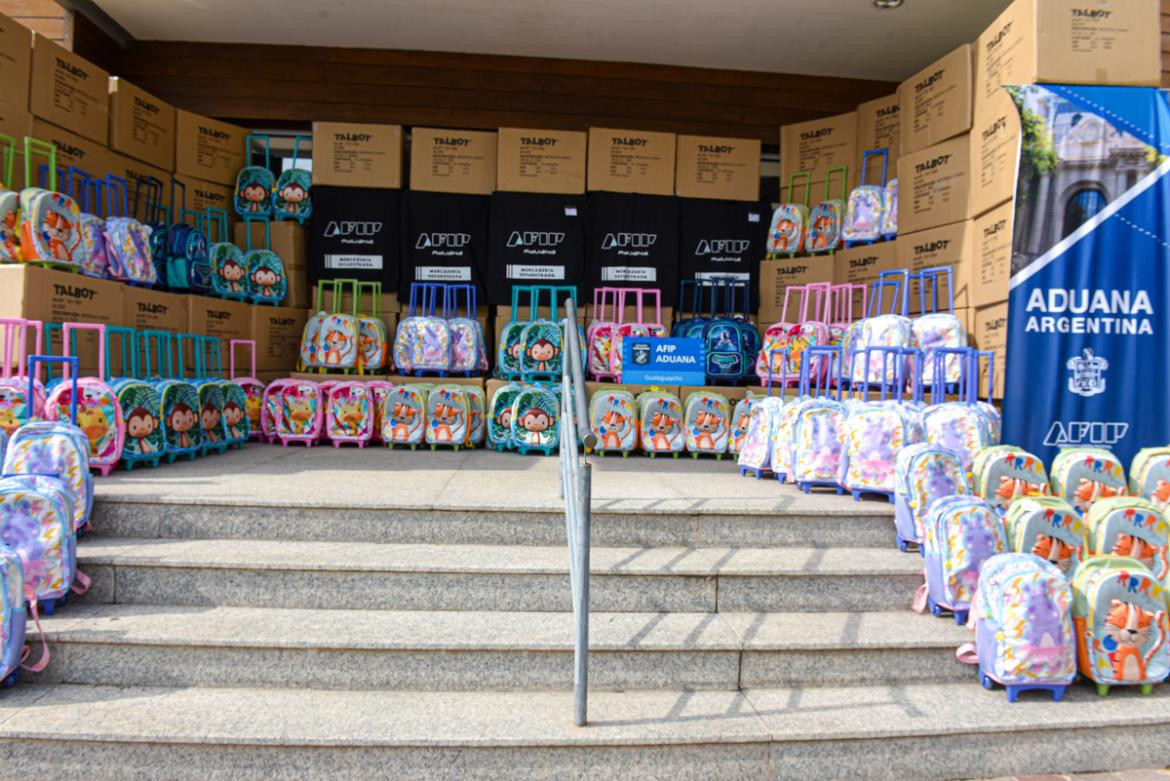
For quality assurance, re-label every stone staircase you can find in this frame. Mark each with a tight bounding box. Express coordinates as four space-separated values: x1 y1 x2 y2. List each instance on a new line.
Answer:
0 458 1168 779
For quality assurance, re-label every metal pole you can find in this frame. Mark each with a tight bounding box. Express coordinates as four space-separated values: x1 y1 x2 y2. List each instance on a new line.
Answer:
573 462 591 727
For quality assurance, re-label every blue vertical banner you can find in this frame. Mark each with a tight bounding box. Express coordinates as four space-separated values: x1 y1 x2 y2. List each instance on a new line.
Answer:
1004 86 1170 466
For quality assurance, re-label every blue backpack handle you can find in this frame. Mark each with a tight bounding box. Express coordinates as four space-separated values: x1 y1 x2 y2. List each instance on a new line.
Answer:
977 350 996 404
859 345 919 401
913 266 954 315
174 333 203 380
171 177 187 220
859 149 889 188
245 133 272 171
765 348 788 396
106 174 130 219
205 208 230 244
105 325 138 381
29 355 78 424
799 344 842 400
930 346 974 405
201 335 223 380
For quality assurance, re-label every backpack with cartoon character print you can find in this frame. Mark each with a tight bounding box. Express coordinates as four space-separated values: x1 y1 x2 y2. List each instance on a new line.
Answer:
919 495 1006 624
102 175 157 286
881 178 898 238
242 218 286 305
466 386 485 446
842 151 888 246
1070 555 1169 694
44 324 126 477
355 282 390 373
394 283 451 375
446 284 487 376
895 443 970 552
0 541 26 686
275 381 323 447
272 136 311 223
205 209 248 301
17 140 82 269
1051 448 1129 515
608 288 668 383
304 280 359 371
683 391 729 457
1130 447 1170 513
425 384 470 449
0 475 77 613
637 390 684 457
218 381 249 448
803 167 848 254
968 553 1075 701
1085 497 1169 581
589 388 637 455
0 319 47 437
728 394 759 457
1005 497 1086 579
0 134 19 264
509 387 559 455
910 267 967 391
487 383 523 451
738 395 784 478
766 173 811 258
383 384 428 449
112 379 164 471
973 445 1050 512
234 134 275 218
367 381 394 445
227 339 265 441
587 287 622 381
325 381 373 448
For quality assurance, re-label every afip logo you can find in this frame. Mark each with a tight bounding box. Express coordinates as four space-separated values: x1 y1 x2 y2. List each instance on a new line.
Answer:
695 239 749 256
325 221 382 238
506 231 564 248
1044 420 1129 448
1066 348 1108 398
416 232 471 249
601 233 656 250
631 342 651 366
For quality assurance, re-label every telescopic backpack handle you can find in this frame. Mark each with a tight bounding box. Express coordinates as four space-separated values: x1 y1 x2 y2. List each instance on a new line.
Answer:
826 165 850 201
874 269 910 317
106 174 130 219
229 339 257 380
61 322 108 382
174 333 203 380
914 266 954 316
171 177 187 221
787 171 812 208
930 346 976 405
29 356 78 424
24 137 57 194
245 133 273 172
765 347 788 396
105 325 138 380
358 281 383 319
201 335 223 380
243 215 271 252
799 344 841 400
0 132 14 189
205 208 229 244
643 287 663 326
859 149 889 188
0 319 43 381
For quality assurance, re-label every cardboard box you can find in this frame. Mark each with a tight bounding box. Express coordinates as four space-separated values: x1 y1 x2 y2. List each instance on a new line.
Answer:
0 101 32 189
107 153 171 223
311 121 403 189
251 306 310 372
497 128 587 195
0 265 123 374
173 175 234 226
0 12 31 112
234 220 306 268
974 0 1160 114
107 78 174 172
757 258 835 321
187 297 252 342
674 135 761 202
832 240 900 314
897 134 973 235
970 86 1020 219
586 127 676 196
897 222 975 312
856 93 900 186
972 201 1014 308
123 287 190 334
973 302 1009 398
779 111 858 186
30 119 110 184
174 110 247 187
409 127 497 195
899 44 973 154
29 34 109 145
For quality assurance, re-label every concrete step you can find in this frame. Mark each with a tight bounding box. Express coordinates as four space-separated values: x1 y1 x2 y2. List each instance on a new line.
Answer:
34 605 971 691
1 682 1167 780
77 538 925 613
91 498 896 548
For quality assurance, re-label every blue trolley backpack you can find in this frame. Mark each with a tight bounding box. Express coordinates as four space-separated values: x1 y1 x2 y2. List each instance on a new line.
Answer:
695 279 758 384
842 150 888 246
673 278 715 339
164 181 212 293
919 495 1006 624
921 348 995 472
894 442 970 552
234 134 275 218
273 135 311 223
0 543 27 686
446 284 487 376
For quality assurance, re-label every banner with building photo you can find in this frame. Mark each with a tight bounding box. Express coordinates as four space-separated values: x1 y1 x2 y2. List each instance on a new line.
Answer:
1004 85 1170 466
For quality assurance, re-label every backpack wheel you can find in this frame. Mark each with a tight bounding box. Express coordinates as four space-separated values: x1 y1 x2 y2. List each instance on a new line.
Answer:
1052 685 1066 702
980 674 994 690
1141 683 1154 696
41 599 56 617
1096 683 1110 697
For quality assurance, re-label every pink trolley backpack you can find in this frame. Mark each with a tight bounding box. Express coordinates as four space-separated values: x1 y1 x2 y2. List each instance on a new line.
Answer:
0 318 47 436
368 381 395 445
842 150 889 246
325 381 374 448
826 282 867 352
757 283 811 386
609 288 668 382
229 340 266 441
586 286 622 380
803 166 849 254
260 379 294 444
45 323 126 476
275 380 323 447
766 172 812 258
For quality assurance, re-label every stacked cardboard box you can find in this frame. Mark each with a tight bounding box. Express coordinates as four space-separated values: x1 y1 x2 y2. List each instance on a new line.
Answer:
0 13 31 189
586 127 676 195
497 128 586 195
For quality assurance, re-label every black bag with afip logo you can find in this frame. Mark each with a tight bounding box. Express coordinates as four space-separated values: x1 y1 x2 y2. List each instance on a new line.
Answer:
400 190 489 304
486 192 586 306
586 192 679 306
677 197 768 311
308 185 401 287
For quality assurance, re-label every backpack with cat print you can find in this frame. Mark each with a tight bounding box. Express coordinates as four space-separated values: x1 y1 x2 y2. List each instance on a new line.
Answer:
273 135 311 223
446 284 487 375
307 279 360 371
587 287 622 380
842 150 888 246
968 553 1075 702
274 381 323 447
921 347 994 471
354 281 390 373
509 387 558 455
18 139 81 270
881 178 898 238
1070 555 1169 695
466 386 486 446
839 345 925 501
845 273 914 387
804 167 849 254
638 390 684 458
786 345 847 493
234 134 275 218
766 172 811 258
395 283 451 375
103 175 157 286
894 443 970 553
683 391 729 458
1085 497 1169 581
1051 448 1129 515
608 288 669 383
425 384 470 449
0 542 27 686
589 387 637 456
324 381 373 448
1005 497 1086 579
1129 447 1170 513
3 357 93 533
205 208 248 301
487 383 523 451
0 319 47 437
918 495 1006 624
973 445 1050 512
383 384 428 449
910 267 966 391
0 475 77 615
728 394 759 456
0 134 19 264
44 324 126 476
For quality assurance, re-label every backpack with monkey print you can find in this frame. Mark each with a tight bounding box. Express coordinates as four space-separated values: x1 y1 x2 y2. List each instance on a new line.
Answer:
508 387 559 455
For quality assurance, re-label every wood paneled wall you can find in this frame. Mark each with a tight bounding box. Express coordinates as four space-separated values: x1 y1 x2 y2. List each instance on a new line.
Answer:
0 0 68 45
119 42 896 146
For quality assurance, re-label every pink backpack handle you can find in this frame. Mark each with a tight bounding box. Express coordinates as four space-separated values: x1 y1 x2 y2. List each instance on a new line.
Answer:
615 288 630 326
230 339 257 380
639 288 663 326
0 318 43 380
61 322 107 381
781 283 809 325
801 282 831 323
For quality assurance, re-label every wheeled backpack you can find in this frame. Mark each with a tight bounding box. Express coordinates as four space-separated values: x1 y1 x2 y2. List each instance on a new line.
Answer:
487 383 523 451
1130 446 1170 512
0 472 78 611
45 323 126 476
509 386 559 455
921 348 994 471
803 166 848 254
234 134 275 218
1005 497 1086 578
466 386 486 446
881 178 898 238
1085 497 1169 580
64 168 110 279
638 390 684 457
697 279 758 384
113 372 165 471
0 318 46 435
766 172 811 257
242 218 287 305
368 381 394 445
910 267 967 391
972 445 1050 512
17 139 82 269
587 287 622 381
608 288 668 383
589 387 637 456
356 282 390 373
918 495 1006 624
785 346 847 493
103 175 157 286
325 381 374 448
0 543 27 687
273 135 311 223
0 135 19 263
206 208 248 301
395 283 452 375
738 395 784 479
845 272 914 387
383 384 428 449
728 394 758 456
305 280 360 371
425 384 471 449
894 442 970 552
842 150 888 246
228 339 265 441
1051 448 1128 514
446 285 487 375
683 391 729 458
967 553 1075 702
